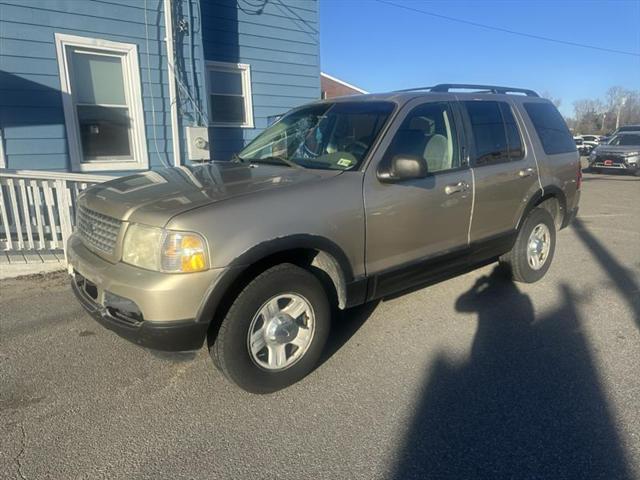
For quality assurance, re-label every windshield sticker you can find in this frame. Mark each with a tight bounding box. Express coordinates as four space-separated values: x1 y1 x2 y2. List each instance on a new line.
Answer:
337 158 353 168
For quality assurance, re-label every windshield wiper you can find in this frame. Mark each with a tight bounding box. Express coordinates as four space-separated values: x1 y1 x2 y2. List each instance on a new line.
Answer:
247 156 301 169
231 153 245 163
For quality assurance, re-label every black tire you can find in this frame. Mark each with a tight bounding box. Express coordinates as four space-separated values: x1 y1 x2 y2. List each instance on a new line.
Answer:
210 263 330 394
499 208 556 283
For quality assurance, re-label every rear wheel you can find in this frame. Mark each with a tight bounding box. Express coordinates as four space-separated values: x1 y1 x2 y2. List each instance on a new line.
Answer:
210 263 330 393
500 208 556 283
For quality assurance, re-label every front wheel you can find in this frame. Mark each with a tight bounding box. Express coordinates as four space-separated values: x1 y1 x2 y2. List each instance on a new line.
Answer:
210 263 330 393
500 208 556 283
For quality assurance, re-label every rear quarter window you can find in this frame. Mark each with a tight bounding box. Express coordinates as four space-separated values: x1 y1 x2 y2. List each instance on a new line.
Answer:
523 102 575 155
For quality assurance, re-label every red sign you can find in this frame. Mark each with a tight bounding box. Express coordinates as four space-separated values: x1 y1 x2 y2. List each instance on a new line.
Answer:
604 160 613 166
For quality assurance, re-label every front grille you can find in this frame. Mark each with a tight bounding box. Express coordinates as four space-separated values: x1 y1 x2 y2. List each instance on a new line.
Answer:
76 205 122 255
596 154 625 163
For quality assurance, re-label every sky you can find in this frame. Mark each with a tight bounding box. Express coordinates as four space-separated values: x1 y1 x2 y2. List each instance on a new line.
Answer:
319 0 640 117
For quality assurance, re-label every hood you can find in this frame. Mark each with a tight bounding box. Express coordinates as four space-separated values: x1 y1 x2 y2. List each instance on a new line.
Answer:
594 145 640 155
79 162 341 226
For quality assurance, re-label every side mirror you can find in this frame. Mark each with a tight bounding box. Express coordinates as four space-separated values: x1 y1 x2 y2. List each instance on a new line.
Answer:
377 155 428 183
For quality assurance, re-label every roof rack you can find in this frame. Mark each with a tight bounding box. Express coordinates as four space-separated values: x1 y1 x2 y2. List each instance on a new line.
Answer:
396 83 540 97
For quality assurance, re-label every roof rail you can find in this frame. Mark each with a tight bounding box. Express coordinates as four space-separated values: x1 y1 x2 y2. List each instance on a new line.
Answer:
396 84 540 97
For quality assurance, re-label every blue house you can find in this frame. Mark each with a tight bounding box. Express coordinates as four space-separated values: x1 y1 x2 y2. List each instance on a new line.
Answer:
0 0 320 173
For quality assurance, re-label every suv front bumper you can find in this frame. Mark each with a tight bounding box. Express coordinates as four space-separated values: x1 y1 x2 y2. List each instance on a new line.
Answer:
67 234 226 351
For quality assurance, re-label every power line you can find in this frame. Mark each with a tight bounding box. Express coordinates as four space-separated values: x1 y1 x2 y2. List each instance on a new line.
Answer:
374 0 640 58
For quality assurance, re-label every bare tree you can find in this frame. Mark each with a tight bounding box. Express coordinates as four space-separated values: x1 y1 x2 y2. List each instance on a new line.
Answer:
541 91 562 109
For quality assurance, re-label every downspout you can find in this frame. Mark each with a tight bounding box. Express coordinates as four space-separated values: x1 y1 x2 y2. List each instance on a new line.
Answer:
163 0 182 166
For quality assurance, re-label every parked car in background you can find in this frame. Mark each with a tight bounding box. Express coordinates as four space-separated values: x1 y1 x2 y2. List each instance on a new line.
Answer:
581 135 600 154
68 84 581 393
612 124 640 136
588 132 640 176
574 136 588 155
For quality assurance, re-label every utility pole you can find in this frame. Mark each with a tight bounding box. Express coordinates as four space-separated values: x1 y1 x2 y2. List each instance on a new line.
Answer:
615 97 627 130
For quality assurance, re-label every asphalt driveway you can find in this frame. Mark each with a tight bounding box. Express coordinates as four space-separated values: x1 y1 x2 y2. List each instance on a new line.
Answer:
1 169 639 479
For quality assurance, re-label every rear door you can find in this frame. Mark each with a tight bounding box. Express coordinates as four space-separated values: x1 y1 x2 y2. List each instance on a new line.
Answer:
462 99 539 243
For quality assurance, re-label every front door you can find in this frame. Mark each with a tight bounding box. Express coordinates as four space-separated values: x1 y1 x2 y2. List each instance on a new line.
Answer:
363 99 473 295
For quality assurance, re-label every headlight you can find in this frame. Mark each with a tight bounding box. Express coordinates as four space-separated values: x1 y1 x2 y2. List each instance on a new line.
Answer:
122 224 208 273
589 151 597 160
624 151 639 157
627 155 639 165
160 231 208 273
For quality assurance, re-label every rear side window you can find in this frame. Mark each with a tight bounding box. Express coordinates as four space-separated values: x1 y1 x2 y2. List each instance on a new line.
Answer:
523 102 575 155
464 101 524 165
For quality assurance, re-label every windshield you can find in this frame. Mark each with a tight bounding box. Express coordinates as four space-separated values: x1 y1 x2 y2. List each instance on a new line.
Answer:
608 134 640 146
574 138 583 145
238 101 395 170
582 136 596 141
617 126 640 133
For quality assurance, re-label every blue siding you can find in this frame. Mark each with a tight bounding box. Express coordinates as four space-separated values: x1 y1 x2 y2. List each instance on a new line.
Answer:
201 0 320 160
0 0 319 170
0 0 203 171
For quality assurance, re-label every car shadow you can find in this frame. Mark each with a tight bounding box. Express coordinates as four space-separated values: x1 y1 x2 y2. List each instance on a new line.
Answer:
572 218 640 331
392 267 632 479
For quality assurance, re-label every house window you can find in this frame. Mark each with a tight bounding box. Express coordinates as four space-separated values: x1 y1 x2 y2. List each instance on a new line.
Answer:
206 61 254 128
55 34 148 172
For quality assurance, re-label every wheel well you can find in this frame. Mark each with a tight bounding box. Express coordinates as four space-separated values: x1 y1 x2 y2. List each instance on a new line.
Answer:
534 194 565 229
206 248 346 345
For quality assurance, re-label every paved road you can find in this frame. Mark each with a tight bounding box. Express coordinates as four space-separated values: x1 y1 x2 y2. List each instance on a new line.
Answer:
1 170 639 480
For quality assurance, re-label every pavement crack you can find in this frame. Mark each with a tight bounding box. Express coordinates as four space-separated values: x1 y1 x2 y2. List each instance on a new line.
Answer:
15 423 27 480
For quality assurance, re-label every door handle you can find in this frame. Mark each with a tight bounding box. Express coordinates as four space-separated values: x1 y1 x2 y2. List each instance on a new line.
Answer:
445 181 467 195
518 168 534 178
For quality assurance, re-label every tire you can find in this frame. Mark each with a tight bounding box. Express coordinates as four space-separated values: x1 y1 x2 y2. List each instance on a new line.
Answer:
499 208 556 283
210 263 330 394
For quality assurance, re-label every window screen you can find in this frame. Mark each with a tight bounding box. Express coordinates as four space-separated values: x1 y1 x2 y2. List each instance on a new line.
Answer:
523 102 575 155
69 50 132 161
208 63 253 126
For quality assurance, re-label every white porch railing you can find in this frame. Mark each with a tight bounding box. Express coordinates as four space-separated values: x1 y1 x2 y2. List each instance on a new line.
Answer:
0 170 114 254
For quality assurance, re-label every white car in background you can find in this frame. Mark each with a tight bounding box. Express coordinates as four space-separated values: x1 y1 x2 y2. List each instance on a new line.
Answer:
574 136 588 155
581 135 600 154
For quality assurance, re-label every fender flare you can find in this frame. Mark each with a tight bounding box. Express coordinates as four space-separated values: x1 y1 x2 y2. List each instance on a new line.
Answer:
517 186 567 231
195 235 355 326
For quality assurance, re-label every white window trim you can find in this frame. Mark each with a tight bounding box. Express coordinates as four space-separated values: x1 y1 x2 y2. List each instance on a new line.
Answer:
54 33 148 172
205 60 254 128
0 129 6 168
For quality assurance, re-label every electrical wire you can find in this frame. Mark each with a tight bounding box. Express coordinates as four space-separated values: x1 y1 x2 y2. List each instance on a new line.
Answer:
374 0 640 58
167 57 210 125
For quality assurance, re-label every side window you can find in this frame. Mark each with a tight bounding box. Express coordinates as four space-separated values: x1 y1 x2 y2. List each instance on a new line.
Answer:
464 101 508 165
384 102 459 173
523 102 575 155
499 103 524 160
